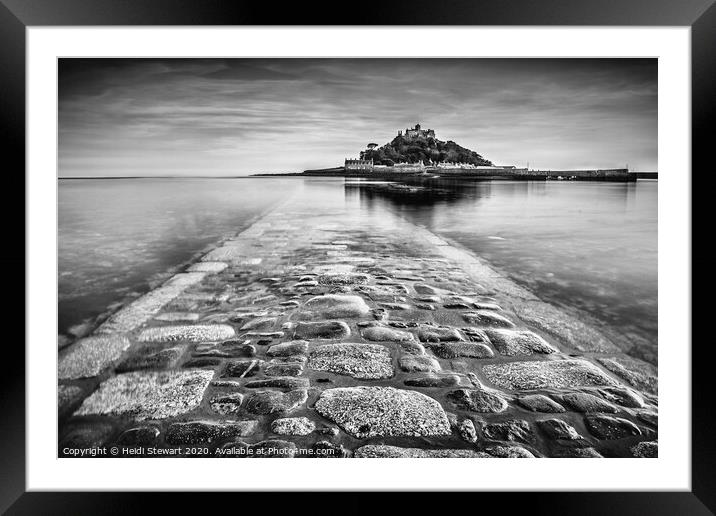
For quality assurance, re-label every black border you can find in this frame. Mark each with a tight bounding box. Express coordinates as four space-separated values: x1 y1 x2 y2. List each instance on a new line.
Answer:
2 0 711 513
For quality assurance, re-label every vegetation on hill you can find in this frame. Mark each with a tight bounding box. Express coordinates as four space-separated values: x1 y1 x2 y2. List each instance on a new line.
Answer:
359 134 493 166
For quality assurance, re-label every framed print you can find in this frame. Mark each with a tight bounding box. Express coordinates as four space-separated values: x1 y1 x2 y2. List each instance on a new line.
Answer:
2 0 711 512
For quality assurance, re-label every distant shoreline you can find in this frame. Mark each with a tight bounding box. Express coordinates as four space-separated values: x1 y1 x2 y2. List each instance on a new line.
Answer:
58 171 658 180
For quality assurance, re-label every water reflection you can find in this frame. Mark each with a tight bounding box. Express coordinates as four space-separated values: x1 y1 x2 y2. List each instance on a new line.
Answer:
58 176 657 364
58 178 298 335
345 177 658 362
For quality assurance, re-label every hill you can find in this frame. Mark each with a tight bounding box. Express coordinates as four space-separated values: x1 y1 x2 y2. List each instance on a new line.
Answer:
359 131 493 166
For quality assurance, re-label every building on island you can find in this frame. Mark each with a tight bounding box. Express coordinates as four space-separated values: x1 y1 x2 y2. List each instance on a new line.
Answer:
393 160 426 172
345 158 374 172
398 123 435 140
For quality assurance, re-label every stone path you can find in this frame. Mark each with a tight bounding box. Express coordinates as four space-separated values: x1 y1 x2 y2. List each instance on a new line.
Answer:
58 187 658 458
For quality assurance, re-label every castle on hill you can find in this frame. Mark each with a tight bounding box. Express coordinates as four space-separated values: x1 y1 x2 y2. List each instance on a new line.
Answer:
398 123 435 140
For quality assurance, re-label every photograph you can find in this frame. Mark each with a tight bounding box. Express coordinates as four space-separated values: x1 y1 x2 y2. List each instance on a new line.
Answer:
56 57 659 459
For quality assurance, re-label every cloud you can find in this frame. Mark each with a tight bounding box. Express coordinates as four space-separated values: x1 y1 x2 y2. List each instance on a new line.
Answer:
58 58 657 176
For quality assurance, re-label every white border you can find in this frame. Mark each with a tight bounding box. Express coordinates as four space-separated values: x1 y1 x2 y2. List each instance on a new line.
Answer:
28 27 690 491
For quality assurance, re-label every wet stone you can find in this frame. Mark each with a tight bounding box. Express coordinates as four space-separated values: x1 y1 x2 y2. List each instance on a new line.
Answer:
414 284 441 295
300 294 371 318
382 301 414 311
637 411 658 426
387 320 417 328
361 326 414 342
482 419 534 443
58 335 132 380
516 394 566 413
315 386 451 438
458 419 478 443
485 329 557 356
75 369 214 420
267 340 309 357
484 445 536 458
631 441 658 458
243 331 284 340
462 311 515 328
183 357 221 368
474 302 502 311
166 420 258 445
585 415 642 439
293 321 351 340
265 362 304 377
97 274 206 334
460 327 490 342
137 324 235 343
514 302 619 353
210 393 244 415
428 342 494 359
155 312 201 322
443 302 472 309
317 426 340 436
222 360 262 378
553 447 603 458
418 326 464 343
116 346 183 372
404 374 460 388
244 389 308 415
318 273 369 285
399 355 441 373
271 416 315 436
599 387 645 408
187 261 227 273
537 418 584 441
270 355 307 364
560 392 619 413
355 445 484 458
244 377 310 390
416 295 441 303
447 388 508 413
308 343 393 379
597 356 658 395
211 380 242 388
400 341 426 355
372 308 389 321
58 334 72 350
58 384 84 416
312 441 351 458
116 426 160 446
240 317 277 331
61 423 115 450
483 360 619 391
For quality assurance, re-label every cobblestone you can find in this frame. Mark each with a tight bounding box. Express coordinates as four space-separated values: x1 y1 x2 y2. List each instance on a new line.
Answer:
58 194 657 458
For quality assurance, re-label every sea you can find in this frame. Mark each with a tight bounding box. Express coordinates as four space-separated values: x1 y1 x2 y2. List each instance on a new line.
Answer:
58 177 657 360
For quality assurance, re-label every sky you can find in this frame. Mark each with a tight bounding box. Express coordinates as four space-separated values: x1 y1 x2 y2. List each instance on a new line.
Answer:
58 58 657 176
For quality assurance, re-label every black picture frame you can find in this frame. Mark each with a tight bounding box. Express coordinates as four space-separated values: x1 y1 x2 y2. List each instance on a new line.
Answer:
2 0 709 513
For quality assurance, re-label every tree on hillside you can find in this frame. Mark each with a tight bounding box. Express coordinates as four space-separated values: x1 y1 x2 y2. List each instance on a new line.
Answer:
360 134 492 166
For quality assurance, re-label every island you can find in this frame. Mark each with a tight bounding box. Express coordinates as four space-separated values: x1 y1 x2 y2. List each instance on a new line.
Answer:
254 124 648 182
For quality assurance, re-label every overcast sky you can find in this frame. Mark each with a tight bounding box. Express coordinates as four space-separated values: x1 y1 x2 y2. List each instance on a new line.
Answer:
58 58 657 176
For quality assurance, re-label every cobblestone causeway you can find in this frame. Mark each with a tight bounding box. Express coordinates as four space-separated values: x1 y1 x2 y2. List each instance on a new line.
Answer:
58 189 658 458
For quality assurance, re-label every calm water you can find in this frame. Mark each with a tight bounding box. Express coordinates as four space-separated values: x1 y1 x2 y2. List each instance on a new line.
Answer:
346 178 657 360
59 177 657 361
58 178 296 335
